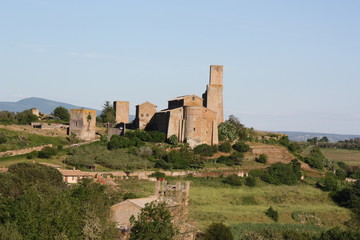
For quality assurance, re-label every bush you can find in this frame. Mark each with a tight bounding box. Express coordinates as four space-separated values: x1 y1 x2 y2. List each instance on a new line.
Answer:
245 176 256 187
0 133 7 144
107 135 132 150
223 174 242 186
256 154 268 164
155 159 171 170
194 144 215 157
26 151 39 159
265 206 279 222
167 134 178 146
219 142 232 153
232 141 250 152
38 146 57 159
202 222 234 240
149 171 166 180
323 172 338 191
229 152 244 165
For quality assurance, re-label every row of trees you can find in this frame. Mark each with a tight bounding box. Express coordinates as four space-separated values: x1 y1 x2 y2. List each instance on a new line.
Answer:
0 106 70 125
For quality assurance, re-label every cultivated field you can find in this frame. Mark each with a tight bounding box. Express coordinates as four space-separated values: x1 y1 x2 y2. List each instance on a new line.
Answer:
321 148 360 166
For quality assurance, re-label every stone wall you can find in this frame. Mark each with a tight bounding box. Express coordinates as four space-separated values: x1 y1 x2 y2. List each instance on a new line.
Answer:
0 144 53 157
114 101 130 123
69 109 96 141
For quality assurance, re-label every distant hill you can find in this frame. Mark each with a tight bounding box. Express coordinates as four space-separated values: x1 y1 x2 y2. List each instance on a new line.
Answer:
276 131 360 143
0 97 100 115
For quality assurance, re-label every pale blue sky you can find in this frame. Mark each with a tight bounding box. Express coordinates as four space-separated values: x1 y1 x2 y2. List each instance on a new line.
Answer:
0 0 359 134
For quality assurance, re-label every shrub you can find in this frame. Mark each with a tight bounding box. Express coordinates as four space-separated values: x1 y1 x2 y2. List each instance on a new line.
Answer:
219 141 232 153
194 144 215 157
223 174 242 186
229 152 244 165
26 151 39 159
149 171 166 180
167 134 178 146
256 154 268 164
107 135 132 150
155 159 171 170
123 192 138 200
265 206 279 222
245 176 256 187
203 222 234 240
323 172 338 191
148 131 166 142
38 146 57 159
232 141 250 152
0 133 7 144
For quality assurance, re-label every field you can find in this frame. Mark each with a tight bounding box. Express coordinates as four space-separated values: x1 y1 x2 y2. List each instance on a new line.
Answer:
184 177 351 235
321 148 360 166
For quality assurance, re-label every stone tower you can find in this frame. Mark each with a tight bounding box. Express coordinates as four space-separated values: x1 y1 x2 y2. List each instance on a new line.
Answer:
203 65 224 123
69 109 97 141
113 101 129 123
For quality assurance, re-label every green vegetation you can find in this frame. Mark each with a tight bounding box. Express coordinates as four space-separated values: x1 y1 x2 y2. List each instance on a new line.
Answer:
0 128 68 152
201 222 234 240
256 154 268 164
0 163 118 240
129 202 175 240
223 174 242 186
265 206 279 222
99 101 115 123
0 110 38 125
52 106 70 121
249 161 301 185
232 141 250 153
218 141 232 153
194 144 216 157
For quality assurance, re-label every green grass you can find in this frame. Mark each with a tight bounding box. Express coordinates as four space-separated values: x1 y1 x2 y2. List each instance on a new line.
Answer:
230 222 324 239
0 128 68 152
185 177 351 230
321 148 360 166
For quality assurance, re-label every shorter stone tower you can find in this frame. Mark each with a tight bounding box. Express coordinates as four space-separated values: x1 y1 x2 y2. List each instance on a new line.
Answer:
113 101 129 123
69 109 97 141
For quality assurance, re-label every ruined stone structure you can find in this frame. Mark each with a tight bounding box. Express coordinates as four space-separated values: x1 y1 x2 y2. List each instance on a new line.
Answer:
115 65 224 147
114 101 129 123
69 109 96 141
31 108 40 117
111 181 196 240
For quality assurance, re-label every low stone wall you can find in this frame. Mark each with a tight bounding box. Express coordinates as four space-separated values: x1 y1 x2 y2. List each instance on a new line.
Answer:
0 144 53 157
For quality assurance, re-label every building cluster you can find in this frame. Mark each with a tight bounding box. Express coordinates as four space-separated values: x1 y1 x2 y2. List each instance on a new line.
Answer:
67 65 224 147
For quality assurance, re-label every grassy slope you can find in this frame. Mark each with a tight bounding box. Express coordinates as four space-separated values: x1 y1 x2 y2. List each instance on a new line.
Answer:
0 127 68 152
186 178 351 231
321 148 360 166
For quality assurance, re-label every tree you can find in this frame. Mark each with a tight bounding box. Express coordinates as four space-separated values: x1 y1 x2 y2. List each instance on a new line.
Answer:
323 173 338 191
129 202 175 240
99 101 115 123
256 154 268 164
218 121 237 142
232 141 250 153
202 222 233 240
15 110 38 125
52 106 70 121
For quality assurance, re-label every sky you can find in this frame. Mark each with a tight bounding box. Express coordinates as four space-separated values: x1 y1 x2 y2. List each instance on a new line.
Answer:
0 0 359 134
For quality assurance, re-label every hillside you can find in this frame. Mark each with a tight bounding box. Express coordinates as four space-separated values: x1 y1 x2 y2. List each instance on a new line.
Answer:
0 97 100 115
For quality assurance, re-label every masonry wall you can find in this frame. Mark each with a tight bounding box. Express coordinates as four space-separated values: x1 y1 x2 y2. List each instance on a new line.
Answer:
69 109 97 141
135 102 156 130
114 101 130 123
